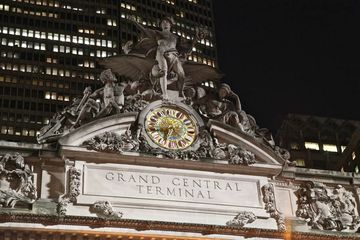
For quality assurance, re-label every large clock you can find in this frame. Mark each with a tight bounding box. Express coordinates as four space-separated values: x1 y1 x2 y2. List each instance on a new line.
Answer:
144 107 198 150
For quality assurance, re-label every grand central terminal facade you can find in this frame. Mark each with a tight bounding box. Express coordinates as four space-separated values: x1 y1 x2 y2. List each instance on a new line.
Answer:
0 16 359 240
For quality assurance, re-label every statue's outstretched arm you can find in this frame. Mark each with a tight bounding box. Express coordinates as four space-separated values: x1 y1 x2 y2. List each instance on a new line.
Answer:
128 17 158 39
177 27 209 57
228 90 242 113
89 88 104 99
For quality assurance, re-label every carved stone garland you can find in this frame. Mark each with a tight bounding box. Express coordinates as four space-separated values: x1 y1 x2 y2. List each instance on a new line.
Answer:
90 201 123 219
295 182 360 231
57 167 81 216
0 153 37 208
83 130 256 165
262 183 286 231
226 211 257 227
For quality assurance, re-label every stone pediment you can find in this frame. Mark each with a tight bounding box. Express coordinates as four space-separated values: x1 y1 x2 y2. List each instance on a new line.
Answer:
58 112 138 147
53 99 285 165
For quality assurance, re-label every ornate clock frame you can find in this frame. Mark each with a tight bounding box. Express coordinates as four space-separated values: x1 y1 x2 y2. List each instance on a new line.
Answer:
138 100 204 151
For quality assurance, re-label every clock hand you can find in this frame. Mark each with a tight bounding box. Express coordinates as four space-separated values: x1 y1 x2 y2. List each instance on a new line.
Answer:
167 127 173 140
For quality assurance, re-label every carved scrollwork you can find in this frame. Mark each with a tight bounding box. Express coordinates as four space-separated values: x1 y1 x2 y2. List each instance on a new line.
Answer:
262 183 286 231
226 211 257 227
90 201 123 219
0 153 37 208
57 167 81 216
295 182 360 231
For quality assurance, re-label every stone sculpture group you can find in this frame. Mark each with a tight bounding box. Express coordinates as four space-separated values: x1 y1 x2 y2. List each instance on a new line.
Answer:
37 17 290 164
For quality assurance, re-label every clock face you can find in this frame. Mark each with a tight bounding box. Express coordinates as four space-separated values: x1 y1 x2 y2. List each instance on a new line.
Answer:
145 107 197 150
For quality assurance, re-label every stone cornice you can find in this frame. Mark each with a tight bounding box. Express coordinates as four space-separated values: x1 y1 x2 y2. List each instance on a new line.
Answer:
0 213 359 240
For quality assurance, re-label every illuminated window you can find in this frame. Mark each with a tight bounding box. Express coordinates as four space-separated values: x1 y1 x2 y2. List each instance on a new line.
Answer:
8 127 13 135
323 144 338 153
107 19 117 26
51 92 57 100
304 142 319 150
45 91 51 99
96 9 106 14
352 152 356 160
72 36 78 43
1 126 7 134
0 4 10 11
22 129 28 136
35 31 40 39
295 159 305 167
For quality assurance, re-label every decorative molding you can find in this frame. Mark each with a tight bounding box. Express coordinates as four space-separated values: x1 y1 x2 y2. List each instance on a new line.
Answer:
90 201 123 219
262 183 286 231
226 211 257 227
295 182 360 231
0 213 359 240
0 153 37 208
57 167 81 216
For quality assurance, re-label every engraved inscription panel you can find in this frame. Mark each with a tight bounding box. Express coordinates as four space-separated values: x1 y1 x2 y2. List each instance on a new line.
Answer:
82 164 266 209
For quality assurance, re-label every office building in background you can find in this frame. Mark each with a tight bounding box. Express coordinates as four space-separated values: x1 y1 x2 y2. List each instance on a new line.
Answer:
275 113 360 172
0 0 217 142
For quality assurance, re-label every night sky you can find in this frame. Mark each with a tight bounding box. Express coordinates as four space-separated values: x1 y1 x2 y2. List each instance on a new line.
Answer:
212 0 360 133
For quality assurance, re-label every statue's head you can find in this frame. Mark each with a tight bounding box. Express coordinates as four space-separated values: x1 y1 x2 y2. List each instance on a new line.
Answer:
100 69 116 84
160 16 174 31
218 83 231 99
